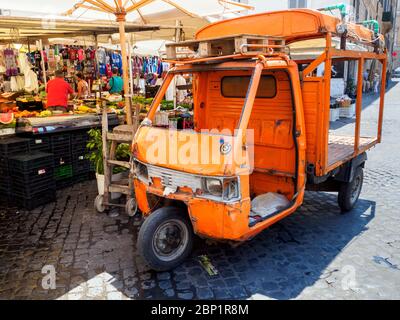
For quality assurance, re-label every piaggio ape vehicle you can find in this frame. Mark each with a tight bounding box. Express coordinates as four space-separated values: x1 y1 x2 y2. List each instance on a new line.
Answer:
130 8 387 271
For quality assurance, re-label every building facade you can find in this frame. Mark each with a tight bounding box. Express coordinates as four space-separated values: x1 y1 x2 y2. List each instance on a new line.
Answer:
249 0 398 72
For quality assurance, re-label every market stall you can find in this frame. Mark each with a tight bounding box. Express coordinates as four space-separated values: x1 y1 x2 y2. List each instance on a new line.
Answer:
0 0 252 210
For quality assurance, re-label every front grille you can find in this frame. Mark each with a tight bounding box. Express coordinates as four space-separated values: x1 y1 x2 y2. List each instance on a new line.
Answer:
146 165 202 192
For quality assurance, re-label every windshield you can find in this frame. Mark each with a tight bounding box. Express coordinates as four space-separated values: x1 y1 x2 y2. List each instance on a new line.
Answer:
143 66 275 135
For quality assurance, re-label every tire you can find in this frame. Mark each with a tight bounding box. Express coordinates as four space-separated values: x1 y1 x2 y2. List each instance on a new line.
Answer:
125 198 138 217
94 195 106 213
137 207 193 271
338 166 364 213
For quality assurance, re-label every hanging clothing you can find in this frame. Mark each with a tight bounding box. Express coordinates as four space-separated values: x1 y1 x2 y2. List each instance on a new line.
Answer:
77 48 85 61
24 69 39 93
4 49 18 77
96 48 107 65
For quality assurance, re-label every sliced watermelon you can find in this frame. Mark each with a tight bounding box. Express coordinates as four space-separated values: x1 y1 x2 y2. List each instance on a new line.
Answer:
0 113 14 124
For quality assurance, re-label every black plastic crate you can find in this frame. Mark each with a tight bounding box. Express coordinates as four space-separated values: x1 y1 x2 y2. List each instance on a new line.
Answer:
55 177 73 190
54 164 73 180
73 160 90 175
54 154 72 166
72 142 87 154
0 193 14 207
8 152 54 172
12 179 55 198
0 162 10 176
51 133 71 149
0 137 30 156
29 136 51 152
0 177 12 191
52 144 71 157
73 172 91 183
13 189 56 210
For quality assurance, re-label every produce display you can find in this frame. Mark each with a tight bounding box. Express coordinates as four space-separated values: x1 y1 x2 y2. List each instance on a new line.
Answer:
16 95 42 104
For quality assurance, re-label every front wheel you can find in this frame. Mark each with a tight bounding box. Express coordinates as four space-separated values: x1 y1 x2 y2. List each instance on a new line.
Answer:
338 166 364 213
94 195 106 213
137 207 193 271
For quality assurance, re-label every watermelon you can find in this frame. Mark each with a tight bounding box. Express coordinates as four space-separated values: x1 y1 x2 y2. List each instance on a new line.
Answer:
0 113 14 124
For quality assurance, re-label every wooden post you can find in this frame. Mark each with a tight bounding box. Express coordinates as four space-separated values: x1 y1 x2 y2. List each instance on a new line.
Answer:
94 33 100 79
117 13 133 125
128 35 134 97
38 39 47 87
102 101 110 205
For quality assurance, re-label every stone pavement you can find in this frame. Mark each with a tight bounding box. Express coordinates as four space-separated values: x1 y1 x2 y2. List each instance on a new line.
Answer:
1 83 400 300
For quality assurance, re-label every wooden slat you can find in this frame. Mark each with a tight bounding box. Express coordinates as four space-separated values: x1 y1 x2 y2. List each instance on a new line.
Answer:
109 185 131 193
327 135 376 166
106 132 133 142
165 34 286 60
107 160 131 169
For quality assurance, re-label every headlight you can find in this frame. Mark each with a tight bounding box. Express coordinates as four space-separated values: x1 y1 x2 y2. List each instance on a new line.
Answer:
204 178 223 196
202 177 239 201
223 178 239 201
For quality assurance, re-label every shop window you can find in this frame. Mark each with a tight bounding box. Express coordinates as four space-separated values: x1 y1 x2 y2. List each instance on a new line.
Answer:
221 75 276 98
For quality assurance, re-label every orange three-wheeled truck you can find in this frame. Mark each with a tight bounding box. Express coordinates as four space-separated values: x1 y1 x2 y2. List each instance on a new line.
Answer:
129 9 387 271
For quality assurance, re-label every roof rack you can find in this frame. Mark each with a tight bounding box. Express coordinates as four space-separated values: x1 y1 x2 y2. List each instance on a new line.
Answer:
165 34 287 61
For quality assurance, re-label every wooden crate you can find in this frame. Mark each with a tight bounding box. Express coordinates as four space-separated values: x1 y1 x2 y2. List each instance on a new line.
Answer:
166 34 286 60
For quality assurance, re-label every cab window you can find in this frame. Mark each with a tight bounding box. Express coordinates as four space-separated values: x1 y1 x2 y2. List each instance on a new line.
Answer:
221 75 277 98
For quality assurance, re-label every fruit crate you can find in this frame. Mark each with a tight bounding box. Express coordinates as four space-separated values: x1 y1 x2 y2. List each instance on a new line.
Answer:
9 152 54 172
0 137 30 156
29 136 51 152
54 164 73 180
13 189 56 210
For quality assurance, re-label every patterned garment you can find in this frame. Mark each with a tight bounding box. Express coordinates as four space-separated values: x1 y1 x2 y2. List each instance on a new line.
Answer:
4 49 18 77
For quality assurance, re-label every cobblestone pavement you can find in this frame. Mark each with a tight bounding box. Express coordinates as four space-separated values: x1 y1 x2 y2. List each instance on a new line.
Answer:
1 83 400 300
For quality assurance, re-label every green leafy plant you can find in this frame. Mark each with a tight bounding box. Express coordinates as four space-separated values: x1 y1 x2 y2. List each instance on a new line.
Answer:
86 129 131 175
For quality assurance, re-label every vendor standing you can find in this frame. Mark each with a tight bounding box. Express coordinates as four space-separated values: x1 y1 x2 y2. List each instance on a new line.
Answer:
46 70 74 112
76 73 89 98
107 68 123 94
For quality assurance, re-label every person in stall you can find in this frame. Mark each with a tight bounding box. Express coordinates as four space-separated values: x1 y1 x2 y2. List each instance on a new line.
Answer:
107 68 123 94
46 70 74 112
76 73 89 99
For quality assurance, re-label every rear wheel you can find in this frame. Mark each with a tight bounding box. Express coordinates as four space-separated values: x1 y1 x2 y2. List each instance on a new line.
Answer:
137 207 193 271
338 166 364 212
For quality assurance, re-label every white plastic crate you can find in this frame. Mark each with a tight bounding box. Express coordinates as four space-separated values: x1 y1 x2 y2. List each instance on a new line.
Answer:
330 108 340 122
339 103 355 118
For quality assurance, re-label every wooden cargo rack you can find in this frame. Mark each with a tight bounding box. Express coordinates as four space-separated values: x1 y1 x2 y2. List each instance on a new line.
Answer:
166 34 287 60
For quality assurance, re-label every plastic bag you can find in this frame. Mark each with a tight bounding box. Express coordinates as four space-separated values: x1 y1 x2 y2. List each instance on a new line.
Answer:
251 192 290 217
